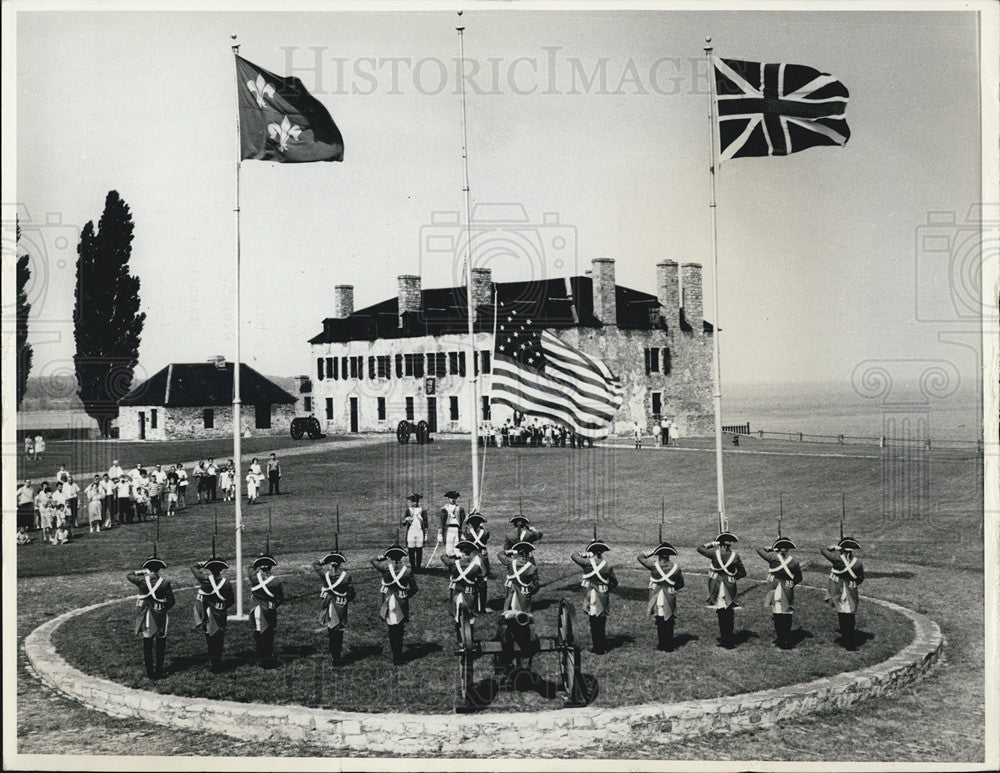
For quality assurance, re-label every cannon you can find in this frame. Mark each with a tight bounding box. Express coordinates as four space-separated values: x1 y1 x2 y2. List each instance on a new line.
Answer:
453 599 593 712
290 416 323 440
396 419 432 445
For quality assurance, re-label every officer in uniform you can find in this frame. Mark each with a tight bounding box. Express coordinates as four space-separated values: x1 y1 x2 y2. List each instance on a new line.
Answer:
496 540 540 614
247 552 285 668
697 531 747 649
312 549 356 665
571 539 619 654
821 537 865 650
757 537 803 649
126 554 176 679
370 545 419 665
191 556 236 672
402 493 429 571
441 539 485 647
504 515 543 551
438 491 467 558
461 512 491 611
637 542 685 651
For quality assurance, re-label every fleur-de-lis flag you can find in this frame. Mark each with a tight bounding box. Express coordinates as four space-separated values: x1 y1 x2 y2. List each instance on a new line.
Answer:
235 55 343 163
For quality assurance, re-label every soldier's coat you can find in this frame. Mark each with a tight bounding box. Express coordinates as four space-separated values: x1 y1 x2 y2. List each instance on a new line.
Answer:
191 567 236 635
317 565 355 630
821 547 865 613
497 551 540 613
637 554 685 620
442 553 484 623
247 568 285 633
697 544 747 609
127 571 176 638
371 559 419 625
571 553 619 617
757 549 803 614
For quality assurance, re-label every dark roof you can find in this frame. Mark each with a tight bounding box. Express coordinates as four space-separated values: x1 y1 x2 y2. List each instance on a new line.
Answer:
119 362 296 407
309 276 709 345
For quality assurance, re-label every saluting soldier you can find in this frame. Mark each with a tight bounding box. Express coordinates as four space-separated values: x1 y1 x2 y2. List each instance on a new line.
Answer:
757 537 803 649
370 545 419 665
637 542 685 651
438 491 467 558
503 515 543 552
247 552 285 668
312 549 356 665
461 512 491 611
191 556 236 672
126 554 176 679
402 493 429 571
697 531 747 649
571 539 619 654
496 541 540 614
442 539 485 647
821 537 865 650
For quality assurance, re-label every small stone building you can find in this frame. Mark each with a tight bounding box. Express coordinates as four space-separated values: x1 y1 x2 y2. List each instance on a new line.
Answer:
117 358 296 440
307 258 714 437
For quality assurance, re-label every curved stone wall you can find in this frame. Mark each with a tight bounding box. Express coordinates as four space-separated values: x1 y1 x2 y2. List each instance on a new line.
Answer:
23 592 943 755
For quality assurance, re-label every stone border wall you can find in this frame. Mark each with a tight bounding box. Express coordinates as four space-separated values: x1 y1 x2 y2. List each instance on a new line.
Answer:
24 592 943 755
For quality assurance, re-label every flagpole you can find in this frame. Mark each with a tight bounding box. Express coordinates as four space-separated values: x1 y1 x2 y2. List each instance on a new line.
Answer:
457 21 481 513
231 37 247 620
704 37 727 533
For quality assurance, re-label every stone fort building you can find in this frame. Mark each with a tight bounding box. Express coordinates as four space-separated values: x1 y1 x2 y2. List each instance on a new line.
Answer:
305 259 713 437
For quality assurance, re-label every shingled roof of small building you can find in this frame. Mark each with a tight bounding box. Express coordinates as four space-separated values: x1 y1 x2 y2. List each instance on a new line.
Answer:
118 362 296 407
309 275 708 345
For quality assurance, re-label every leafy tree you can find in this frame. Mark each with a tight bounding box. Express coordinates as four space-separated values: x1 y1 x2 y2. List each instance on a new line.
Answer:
16 220 33 408
73 191 146 437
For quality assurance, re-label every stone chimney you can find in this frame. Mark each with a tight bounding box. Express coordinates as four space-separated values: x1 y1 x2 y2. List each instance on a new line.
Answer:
398 274 422 326
591 258 617 326
333 285 354 318
681 262 703 335
656 260 680 325
471 267 493 311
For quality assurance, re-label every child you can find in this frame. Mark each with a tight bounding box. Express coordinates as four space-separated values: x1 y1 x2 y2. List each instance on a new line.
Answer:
219 465 233 502
245 470 259 504
36 484 54 542
50 522 71 545
133 479 149 522
88 493 103 532
17 526 33 545
166 479 179 516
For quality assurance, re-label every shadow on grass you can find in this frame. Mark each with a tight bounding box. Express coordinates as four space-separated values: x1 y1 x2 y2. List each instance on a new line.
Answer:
673 632 699 649
403 641 443 663
789 627 816 647
602 633 636 652
342 643 383 663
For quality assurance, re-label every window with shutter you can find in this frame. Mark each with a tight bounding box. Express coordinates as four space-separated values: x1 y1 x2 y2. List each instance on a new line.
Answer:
317 357 324 380
396 354 404 378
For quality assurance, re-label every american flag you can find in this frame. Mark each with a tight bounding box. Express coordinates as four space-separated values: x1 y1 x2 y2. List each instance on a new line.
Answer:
490 310 624 439
714 58 850 161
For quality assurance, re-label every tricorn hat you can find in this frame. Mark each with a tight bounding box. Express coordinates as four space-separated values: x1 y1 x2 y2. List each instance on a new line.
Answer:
838 536 862 551
466 513 486 526
586 540 610 554
510 515 529 525
716 531 739 544
772 537 796 551
142 556 167 572
204 557 229 572
383 545 407 561
253 553 277 569
406 493 422 502
511 541 534 554
653 542 677 557
455 539 477 554
444 490 460 499
321 551 346 565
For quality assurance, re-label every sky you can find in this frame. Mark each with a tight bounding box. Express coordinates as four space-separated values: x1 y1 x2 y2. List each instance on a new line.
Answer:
12 4 989 398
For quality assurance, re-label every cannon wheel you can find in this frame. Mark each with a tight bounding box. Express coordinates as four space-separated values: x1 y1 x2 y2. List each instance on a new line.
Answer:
290 419 305 440
396 420 411 445
306 417 323 439
455 605 476 711
557 599 575 648
556 600 587 705
415 419 430 445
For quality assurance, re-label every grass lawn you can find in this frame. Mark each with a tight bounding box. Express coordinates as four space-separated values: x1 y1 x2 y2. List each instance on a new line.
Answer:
14 438 987 760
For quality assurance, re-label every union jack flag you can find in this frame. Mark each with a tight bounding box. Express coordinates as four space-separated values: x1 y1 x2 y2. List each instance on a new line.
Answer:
713 58 850 161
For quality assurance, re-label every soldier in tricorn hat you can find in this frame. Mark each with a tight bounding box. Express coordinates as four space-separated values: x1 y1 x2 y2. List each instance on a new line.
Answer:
401 493 429 571
126 554 176 679
438 491 466 558
504 515 543 552
821 537 865 650
697 531 747 649
247 551 284 667
191 555 236 672
637 542 685 651
757 537 803 649
442 539 485 646
497 540 540 614
571 539 619 654
312 549 355 665
461 512 492 611
370 544 419 665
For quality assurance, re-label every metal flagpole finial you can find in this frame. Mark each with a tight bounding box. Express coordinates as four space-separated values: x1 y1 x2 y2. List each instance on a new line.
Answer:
231 34 240 54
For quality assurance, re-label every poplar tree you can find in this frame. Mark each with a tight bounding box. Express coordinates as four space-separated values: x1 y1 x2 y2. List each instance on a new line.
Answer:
16 221 33 408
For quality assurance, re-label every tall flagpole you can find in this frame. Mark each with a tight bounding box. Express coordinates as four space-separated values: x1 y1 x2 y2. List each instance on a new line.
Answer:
231 37 246 619
704 37 727 533
457 20 481 513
